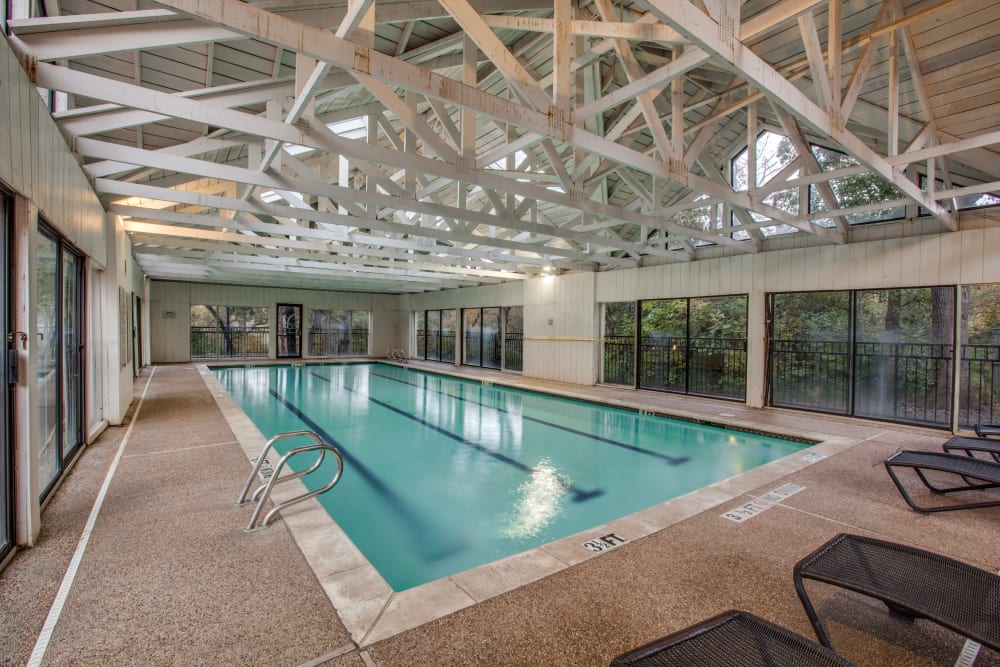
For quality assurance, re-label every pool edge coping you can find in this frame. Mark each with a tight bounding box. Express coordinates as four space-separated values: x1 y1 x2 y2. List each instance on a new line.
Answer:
196 363 860 648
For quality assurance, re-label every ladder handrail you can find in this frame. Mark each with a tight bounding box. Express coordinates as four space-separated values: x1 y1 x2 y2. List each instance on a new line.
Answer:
245 443 344 531
237 430 323 505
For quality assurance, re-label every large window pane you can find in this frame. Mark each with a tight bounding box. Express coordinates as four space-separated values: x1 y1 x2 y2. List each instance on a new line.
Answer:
37 231 60 493
190 305 269 358
426 310 442 361
854 288 954 426
770 291 851 413
482 307 501 369
959 284 1000 428
503 306 523 371
415 312 426 359
61 250 83 462
688 296 748 399
306 309 369 356
639 299 687 392
463 309 482 366
440 310 457 362
602 302 635 385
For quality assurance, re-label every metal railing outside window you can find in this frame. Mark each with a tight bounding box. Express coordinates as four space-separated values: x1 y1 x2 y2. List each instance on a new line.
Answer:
308 328 369 356
959 343 999 428
190 325 269 358
504 332 523 371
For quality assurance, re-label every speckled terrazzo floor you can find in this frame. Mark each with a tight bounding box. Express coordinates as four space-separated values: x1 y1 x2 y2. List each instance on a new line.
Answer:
1 361 998 667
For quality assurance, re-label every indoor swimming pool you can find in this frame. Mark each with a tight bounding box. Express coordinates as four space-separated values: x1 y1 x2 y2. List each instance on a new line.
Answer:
213 363 810 591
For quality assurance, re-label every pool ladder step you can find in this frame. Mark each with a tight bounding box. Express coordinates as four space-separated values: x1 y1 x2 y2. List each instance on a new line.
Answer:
237 430 344 531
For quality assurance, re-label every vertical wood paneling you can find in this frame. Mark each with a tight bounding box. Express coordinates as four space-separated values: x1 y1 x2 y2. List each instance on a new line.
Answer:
918 236 942 285
0 37 106 265
983 228 1000 283
938 233 963 285
959 229 985 285
898 237 923 285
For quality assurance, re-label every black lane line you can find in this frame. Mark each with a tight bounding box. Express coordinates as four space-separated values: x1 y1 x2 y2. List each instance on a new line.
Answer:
310 371 603 503
268 386 464 562
370 368 690 466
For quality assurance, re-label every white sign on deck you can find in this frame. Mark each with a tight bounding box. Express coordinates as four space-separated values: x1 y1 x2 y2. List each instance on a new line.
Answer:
722 483 805 523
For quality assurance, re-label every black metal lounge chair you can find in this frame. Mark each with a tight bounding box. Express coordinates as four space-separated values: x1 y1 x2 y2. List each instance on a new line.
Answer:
943 435 1000 463
794 533 1000 655
975 423 1000 438
884 450 1000 513
609 610 857 667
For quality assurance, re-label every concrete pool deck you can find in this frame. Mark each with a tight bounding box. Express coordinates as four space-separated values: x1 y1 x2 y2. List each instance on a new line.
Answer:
1 361 998 666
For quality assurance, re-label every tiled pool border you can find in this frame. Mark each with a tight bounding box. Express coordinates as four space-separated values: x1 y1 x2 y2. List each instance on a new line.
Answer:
198 363 858 646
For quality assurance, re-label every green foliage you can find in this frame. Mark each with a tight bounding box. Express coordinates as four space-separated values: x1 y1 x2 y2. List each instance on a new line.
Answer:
604 301 635 337
190 305 269 328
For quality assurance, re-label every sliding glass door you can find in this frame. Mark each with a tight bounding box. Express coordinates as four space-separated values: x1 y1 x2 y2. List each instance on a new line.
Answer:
37 224 84 499
0 194 12 562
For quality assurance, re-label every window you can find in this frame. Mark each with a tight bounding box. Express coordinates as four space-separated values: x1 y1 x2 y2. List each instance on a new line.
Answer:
920 175 1000 214
503 306 523 372
639 296 748 400
306 309 370 356
190 305 269 359
731 130 800 237
36 223 85 499
769 287 955 427
809 145 905 225
958 284 1000 428
417 309 457 362
602 301 635 385
463 307 502 369
603 297 748 400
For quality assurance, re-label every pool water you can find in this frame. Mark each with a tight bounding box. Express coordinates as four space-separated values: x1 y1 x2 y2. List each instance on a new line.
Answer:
214 363 808 591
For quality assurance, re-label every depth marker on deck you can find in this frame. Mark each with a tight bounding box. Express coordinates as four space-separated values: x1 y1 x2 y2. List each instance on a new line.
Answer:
27 368 157 667
721 483 805 523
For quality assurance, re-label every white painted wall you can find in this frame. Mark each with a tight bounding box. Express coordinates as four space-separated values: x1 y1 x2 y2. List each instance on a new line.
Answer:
1 36 137 545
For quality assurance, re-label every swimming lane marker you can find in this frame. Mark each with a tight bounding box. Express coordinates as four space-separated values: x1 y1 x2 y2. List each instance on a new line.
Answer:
721 483 805 523
582 533 629 554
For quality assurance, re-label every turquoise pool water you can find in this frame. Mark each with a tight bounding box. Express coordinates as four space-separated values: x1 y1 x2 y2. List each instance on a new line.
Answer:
214 363 808 591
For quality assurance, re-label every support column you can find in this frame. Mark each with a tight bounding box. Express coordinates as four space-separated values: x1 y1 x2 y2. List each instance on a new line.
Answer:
13 195 40 545
745 288 767 408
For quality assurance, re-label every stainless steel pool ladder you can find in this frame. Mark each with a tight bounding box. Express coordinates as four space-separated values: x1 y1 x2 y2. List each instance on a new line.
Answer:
237 430 344 531
386 348 409 362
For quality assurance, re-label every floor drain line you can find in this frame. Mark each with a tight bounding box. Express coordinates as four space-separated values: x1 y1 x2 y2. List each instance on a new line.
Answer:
27 368 157 667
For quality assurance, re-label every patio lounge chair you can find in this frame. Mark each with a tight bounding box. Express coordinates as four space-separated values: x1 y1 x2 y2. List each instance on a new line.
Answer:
609 610 857 667
943 435 1000 463
884 450 1000 513
975 423 1000 438
794 533 1000 654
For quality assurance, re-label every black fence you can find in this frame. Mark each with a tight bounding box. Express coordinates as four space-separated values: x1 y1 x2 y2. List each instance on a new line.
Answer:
191 325 269 359
464 333 502 369
604 335 748 400
604 335 635 386
419 332 457 362
505 332 523 371
959 343 1000 428
308 328 369 356
770 339 957 427
770 339 851 412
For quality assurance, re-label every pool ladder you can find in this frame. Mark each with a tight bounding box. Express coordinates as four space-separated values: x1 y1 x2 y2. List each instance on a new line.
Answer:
386 348 408 362
237 430 344 531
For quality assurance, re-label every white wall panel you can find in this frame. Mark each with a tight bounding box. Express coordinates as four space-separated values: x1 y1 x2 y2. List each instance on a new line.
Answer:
0 38 106 265
960 229 985 285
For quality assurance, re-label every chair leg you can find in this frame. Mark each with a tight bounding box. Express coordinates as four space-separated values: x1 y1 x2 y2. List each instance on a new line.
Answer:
793 572 835 648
